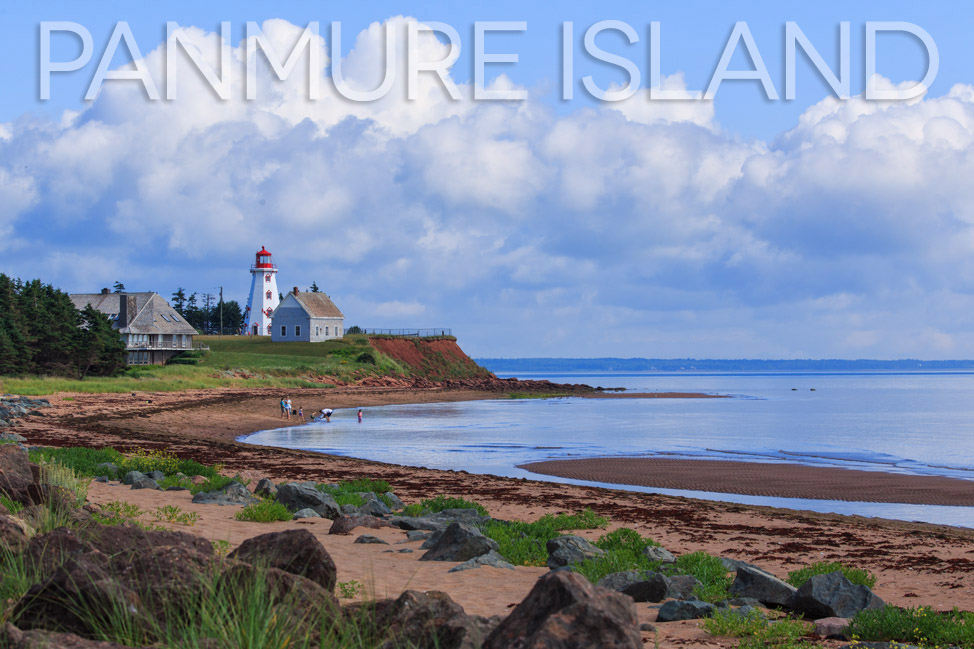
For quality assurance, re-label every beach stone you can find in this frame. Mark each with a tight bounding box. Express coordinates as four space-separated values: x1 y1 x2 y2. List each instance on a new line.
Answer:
420 529 444 549
421 522 498 562
483 571 641 649
788 572 885 619
254 477 277 498
145 470 165 482
130 477 160 490
94 476 109 483
727 597 763 607
546 535 605 570
815 617 851 638
383 492 405 510
340 504 358 515
329 514 391 535
165 486 188 492
728 565 797 607
598 571 670 603
122 470 145 485
656 599 716 622
191 481 257 505
361 589 497 649
643 545 676 564
406 530 433 542
721 557 765 573
355 534 389 545
448 550 515 573
666 575 703 600
93 462 118 477
358 493 393 517
0 443 34 505
228 529 337 594
0 431 27 443
293 508 321 519
275 483 340 519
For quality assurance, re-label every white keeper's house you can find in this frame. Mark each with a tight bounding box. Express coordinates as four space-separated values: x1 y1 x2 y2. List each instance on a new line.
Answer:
271 287 344 342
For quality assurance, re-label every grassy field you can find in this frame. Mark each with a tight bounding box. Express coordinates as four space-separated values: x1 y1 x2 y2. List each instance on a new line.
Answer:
0 335 413 395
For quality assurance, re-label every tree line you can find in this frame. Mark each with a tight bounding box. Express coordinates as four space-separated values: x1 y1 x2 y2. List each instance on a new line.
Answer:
0 275 127 378
169 288 244 335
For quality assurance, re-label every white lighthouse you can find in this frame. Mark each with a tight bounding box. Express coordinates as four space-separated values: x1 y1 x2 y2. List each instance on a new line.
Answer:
242 246 280 336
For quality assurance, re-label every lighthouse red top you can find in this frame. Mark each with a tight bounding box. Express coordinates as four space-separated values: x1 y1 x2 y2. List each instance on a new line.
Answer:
254 246 276 269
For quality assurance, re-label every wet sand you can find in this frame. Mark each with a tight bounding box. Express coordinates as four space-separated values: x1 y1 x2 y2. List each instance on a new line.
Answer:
520 457 974 506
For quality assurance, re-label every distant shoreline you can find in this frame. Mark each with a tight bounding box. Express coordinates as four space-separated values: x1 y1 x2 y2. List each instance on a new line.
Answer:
478 358 974 373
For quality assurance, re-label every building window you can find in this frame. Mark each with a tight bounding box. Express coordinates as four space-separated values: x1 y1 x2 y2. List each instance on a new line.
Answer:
295 325 301 337
325 326 329 336
280 326 287 337
315 326 320 336
265 274 271 283
266 290 272 299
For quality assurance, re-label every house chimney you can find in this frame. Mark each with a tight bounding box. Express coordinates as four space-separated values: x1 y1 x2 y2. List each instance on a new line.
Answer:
119 295 137 326
293 287 299 295
101 288 110 295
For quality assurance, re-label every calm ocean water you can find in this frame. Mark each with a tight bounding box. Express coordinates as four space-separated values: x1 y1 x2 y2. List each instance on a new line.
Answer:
240 371 974 527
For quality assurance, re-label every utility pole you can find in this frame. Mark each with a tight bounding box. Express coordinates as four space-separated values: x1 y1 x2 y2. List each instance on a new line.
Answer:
219 287 224 337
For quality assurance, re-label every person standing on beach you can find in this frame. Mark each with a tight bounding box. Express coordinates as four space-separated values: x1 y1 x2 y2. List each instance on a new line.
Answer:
280 396 286 419
298 406 304 421
285 397 292 420
357 409 363 423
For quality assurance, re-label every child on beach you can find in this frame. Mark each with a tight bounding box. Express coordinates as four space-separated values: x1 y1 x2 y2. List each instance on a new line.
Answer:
298 406 304 421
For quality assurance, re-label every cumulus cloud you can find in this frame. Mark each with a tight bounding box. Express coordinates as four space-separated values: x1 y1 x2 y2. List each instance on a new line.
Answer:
3 16 974 357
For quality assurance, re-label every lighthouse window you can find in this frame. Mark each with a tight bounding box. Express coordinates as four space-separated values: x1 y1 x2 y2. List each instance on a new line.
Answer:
265 274 271 283
266 290 272 299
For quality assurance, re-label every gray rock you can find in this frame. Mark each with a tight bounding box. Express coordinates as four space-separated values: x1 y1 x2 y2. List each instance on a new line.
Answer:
340 504 358 515
398 548 413 554
94 476 109 483
166 486 189 492
122 470 146 485
130 477 160 490
354 534 389 545
406 530 433 542
643 545 676 564
383 491 405 510
357 493 392 517
192 481 259 505
727 597 763 607
721 557 766 573
728 565 797 608
545 535 605 570
95 462 118 476
420 522 498 562
639 623 656 632
0 432 27 443
448 550 515 572
666 574 703 600
420 529 444 549
656 599 716 622
146 470 165 482
598 571 670 603
254 477 277 499
293 508 321 519
788 571 885 619
276 483 341 519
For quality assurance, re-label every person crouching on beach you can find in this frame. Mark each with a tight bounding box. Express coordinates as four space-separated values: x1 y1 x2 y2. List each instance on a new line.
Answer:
320 408 334 422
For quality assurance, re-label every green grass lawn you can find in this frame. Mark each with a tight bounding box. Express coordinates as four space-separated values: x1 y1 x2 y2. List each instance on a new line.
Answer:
0 335 412 395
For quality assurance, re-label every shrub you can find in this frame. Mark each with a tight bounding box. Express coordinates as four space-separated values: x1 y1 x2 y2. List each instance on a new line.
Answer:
26 446 220 481
235 501 293 522
0 493 24 514
153 505 199 526
401 495 488 517
786 561 877 589
481 509 608 567
28 446 125 477
849 606 974 647
573 527 661 583
37 458 88 507
703 609 812 649
190 475 235 495
669 551 732 603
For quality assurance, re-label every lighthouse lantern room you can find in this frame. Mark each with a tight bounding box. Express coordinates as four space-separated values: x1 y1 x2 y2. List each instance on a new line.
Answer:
242 246 280 336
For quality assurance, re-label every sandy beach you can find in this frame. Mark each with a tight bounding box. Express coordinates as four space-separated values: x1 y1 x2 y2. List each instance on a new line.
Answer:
12 386 974 647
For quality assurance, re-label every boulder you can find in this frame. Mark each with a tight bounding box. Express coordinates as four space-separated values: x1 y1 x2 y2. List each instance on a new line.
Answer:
0 443 34 505
191 481 258 505
788 572 885 619
275 483 340 519
130 477 160 490
340 504 358 515
383 492 405 510
87 524 214 561
228 529 337 594
361 589 497 649
121 470 145 486
448 550 515 573
108 544 214 622
406 530 433 542
329 514 391 535
355 534 389 545
0 514 28 554
25 527 92 577
293 508 321 519
358 494 393 517
815 617 851 638
0 432 27 443
728 565 797 608
643 545 676 564
254 477 277 499
3 623 137 648
145 470 165 482
597 571 670 603
656 599 716 622
483 571 641 649
721 557 766 573
545 535 605 570
666 575 703 600
420 522 498 562
390 508 489 532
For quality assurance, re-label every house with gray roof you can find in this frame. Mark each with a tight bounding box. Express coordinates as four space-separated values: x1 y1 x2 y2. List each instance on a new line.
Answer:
70 289 199 365
271 287 344 342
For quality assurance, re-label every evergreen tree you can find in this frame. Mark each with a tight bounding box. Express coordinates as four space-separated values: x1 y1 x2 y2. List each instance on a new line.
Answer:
310 281 320 293
0 274 29 374
75 305 127 378
112 281 126 293
171 287 187 315
221 300 245 334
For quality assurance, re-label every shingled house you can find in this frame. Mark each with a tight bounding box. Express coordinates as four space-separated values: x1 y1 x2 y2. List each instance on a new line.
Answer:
70 289 198 365
271 287 344 342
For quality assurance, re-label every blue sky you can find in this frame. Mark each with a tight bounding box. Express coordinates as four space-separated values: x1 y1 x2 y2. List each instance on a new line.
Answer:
1 1 973 358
